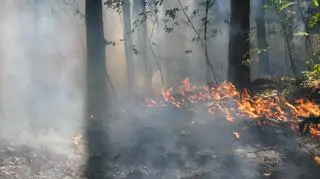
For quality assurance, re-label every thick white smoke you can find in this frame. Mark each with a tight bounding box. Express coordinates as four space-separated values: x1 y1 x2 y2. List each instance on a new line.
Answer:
0 0 85 154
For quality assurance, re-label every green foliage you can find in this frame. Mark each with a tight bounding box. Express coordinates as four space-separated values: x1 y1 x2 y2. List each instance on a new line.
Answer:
308 0 320 33
242 58 256 67
103 0 224 58
309 13 320 28
303 63 320 79
302 63 320 89
267 0 319 34
309 64 320 78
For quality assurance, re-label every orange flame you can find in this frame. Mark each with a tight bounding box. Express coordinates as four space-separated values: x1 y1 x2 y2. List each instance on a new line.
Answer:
147 78 320 136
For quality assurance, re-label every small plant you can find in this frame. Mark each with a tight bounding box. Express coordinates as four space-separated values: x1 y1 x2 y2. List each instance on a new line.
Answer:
304 63 320 79
302 63 320 89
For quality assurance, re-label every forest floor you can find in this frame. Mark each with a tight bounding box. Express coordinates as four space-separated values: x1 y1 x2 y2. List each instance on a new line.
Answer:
0 114 319 179
0 78 319 179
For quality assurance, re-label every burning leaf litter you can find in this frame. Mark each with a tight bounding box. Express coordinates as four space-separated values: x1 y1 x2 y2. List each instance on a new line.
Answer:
146 78 320 137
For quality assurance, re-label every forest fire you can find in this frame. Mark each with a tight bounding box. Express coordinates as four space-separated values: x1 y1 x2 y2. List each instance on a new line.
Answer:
146 78 320 137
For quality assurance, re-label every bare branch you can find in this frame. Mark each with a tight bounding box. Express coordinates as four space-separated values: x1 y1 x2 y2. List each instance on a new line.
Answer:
176 0 221 84
148 15 165 86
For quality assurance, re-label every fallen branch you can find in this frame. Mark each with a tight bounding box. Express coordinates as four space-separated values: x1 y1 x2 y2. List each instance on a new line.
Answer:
236 147 276 155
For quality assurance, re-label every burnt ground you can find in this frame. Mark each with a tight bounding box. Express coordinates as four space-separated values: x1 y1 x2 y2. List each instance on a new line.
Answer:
0 105 319 179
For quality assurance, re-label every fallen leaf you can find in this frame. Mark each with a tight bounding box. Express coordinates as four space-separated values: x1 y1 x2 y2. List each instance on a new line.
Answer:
233 132 240 139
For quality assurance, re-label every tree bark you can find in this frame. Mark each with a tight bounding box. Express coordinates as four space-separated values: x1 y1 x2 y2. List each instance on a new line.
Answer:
122 0 134 90
256 0 270 75
228 0 251 89
85 0 109 178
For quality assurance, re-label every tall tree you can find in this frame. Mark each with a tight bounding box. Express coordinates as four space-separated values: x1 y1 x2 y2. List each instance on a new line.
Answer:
85 0 109 178
122 0 134 89
228 0 251 88
132 0 151 94
255 0 270 75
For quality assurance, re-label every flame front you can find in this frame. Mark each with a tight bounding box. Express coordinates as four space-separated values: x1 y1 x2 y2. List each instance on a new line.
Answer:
145 78 320 137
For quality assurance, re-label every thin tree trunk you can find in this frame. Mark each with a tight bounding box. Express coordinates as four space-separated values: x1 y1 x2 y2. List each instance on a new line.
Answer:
204 0 210 83
148 0 164 87
85 0 109 178
273 2 299 79
296 0 316 63
122 0 134 89
228 0 251 89
256 0 270 75
160 1 171 87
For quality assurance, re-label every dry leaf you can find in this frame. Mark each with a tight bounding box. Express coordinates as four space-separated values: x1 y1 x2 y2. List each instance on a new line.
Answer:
233 132 240 139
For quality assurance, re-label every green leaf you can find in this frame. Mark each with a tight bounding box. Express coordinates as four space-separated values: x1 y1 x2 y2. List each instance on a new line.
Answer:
279 2 295 11
315 64 320 73
314 0 319 7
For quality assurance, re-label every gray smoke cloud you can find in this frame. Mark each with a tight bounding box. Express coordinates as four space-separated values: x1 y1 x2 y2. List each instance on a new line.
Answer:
0 0 85 155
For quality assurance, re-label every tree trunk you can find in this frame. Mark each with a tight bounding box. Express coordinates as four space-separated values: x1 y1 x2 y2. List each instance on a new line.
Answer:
228 0 251 89
133 0 151 94
85 0 109 178
122 0 134 90
255 0 270 75
204 0 210 83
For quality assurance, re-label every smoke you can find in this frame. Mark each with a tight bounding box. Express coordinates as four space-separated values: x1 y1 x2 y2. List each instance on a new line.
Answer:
0 0 256 177
106 102 261 178
0 0 316 178
0 0 85 154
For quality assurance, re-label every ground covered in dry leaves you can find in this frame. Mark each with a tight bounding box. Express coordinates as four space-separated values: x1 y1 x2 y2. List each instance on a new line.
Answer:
0 108 319 179
0 138 85 179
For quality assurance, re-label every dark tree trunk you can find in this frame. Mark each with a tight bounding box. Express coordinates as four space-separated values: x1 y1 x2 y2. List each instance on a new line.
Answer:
228 0 251 89
256 0 270 75
85 0 110 178
204 0 210 83
122 0 134 89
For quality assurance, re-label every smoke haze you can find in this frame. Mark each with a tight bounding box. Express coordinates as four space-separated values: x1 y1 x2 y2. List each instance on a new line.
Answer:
0 0 317 178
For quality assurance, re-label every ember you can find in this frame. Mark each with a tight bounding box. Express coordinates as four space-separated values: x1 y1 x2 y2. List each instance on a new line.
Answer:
146 78 320 136
315 156 320 165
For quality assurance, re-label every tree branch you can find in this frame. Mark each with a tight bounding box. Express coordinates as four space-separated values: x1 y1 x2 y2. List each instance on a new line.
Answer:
176 0 220 84
148 14 165 86
273 2 299 79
